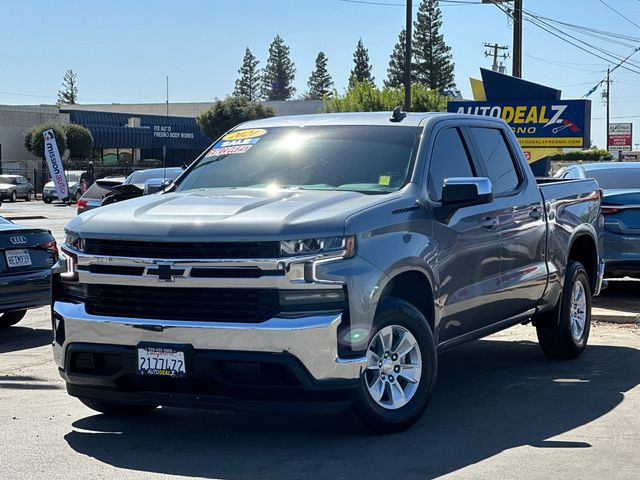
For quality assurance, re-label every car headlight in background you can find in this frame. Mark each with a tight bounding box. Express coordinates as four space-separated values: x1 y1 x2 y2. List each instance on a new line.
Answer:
279 236 355 258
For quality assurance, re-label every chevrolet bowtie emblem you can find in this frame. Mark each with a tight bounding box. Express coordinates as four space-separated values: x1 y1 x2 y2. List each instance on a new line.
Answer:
146 263 185 282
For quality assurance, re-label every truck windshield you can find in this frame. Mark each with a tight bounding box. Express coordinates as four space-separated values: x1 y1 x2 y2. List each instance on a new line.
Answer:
175 125 421 194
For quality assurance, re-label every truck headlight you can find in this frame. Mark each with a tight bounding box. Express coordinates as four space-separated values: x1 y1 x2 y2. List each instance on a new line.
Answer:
64 230 83 251
279 236 355 258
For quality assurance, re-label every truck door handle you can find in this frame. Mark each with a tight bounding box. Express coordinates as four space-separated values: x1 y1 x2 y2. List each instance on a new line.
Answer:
529 208 543 220
482 217 499 229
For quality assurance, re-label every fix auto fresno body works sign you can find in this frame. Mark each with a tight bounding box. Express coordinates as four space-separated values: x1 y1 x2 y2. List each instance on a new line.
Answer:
450 100 591 148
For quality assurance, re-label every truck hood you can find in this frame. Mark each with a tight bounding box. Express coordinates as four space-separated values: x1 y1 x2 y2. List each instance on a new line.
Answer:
67 188 396 241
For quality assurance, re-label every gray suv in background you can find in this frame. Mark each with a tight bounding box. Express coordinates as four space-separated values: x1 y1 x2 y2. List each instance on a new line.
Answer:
54 112 603 432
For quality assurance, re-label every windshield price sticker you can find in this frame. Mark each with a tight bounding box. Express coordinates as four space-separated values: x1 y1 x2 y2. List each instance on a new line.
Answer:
137 346 186 377
205 144 253 157
222 129 267 141
213 137 261 149
5 249 32 268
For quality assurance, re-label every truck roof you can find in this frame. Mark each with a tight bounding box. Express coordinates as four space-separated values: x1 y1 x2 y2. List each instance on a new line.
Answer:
237 111 483 129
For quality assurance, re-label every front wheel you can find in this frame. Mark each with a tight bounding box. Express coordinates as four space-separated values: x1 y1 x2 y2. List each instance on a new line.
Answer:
536 261 591 359
353 297 437 433
10 191 17 202
25 191 32 202
0 310 27 328
79 398 158 415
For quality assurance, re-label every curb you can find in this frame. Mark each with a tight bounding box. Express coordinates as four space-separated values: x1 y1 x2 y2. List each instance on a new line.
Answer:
592 308 640 325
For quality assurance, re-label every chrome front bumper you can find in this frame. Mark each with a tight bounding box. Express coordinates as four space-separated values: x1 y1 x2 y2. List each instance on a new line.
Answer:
52 301 366 382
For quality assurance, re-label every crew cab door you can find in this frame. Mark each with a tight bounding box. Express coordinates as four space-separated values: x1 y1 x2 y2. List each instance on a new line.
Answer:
426 126 504 343
467 126 547 319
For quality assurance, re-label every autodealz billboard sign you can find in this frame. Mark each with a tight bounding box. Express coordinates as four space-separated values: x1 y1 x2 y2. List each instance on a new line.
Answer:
449 100 591 148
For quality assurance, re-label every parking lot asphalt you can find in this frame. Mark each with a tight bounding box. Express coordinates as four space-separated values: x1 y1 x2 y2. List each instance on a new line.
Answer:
1 200 640 479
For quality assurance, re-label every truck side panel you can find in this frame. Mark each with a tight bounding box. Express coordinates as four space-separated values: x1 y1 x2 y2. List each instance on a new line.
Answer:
537 179 603 311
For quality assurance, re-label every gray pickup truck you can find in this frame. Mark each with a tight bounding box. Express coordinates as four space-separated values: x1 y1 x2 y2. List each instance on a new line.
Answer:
53 112 604 432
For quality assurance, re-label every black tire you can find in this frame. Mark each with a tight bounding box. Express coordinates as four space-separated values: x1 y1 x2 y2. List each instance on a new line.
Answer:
536 261 591 359
353 297 437 434
79 398 158 415
25 191 32 202
43 198 52 204
10 190 17 202
0 310 27 328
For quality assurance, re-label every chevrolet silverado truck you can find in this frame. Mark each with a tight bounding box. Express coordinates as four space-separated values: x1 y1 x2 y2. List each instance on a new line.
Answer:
52 112 604 432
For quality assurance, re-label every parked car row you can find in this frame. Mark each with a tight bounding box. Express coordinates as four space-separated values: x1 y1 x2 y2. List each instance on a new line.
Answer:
5 114 638 434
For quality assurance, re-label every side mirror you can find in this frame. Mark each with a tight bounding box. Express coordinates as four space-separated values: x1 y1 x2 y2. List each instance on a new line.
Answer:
433 177 493 223
143 179 172 195
441 177 493 209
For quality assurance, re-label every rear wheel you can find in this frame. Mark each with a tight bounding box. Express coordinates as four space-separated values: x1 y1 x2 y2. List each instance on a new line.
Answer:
0 310 27 328
353 297 437 433
536 261 591 359
79 398 158 415
43 198 52 204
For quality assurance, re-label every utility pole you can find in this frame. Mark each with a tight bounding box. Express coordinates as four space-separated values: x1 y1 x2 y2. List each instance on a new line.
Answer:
484 43 509 72
604 66 611 152
404 0 412 112
482 0 523 77
513 0 523 77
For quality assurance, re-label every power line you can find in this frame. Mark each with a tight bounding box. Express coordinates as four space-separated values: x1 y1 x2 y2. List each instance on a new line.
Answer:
336 0 481 6
493 2 640 76
598 0 640 31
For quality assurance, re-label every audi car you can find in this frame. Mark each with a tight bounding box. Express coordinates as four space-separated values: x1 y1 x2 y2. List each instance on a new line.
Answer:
0 217 57 328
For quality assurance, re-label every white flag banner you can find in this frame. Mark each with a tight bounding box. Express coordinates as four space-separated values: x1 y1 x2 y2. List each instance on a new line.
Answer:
43 129 69 200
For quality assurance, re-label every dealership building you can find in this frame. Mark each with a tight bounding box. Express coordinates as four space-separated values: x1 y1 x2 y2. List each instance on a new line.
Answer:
0 100 322 187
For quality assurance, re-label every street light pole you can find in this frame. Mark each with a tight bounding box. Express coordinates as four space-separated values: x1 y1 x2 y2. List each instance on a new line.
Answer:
404 0 412 111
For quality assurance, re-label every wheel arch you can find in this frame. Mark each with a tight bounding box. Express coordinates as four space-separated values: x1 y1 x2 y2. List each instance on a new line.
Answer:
376 269 435 334
567 232 598 293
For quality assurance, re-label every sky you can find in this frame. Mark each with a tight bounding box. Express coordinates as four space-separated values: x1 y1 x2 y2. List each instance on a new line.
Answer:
1 0 639 148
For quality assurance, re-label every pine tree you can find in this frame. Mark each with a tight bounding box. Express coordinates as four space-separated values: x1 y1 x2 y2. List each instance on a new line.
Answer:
233 48 261 101
412 0 455 90
349 39 375 89
306 52 334 99
261 35 296 100
385 29 408 88
57 69 78 105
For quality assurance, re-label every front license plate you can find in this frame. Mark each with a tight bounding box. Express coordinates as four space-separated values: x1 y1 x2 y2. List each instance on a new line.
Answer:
137 346 186 377
5 249 32 268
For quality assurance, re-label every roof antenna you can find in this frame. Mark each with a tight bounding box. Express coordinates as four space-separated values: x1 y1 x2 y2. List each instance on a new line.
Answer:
389 106 406 123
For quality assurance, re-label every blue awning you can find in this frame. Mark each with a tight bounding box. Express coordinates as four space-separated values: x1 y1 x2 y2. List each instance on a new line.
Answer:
63 109 212 150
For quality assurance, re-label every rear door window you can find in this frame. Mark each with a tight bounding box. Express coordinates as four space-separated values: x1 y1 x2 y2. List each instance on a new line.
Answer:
427 128 475 202
470 128 520 196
